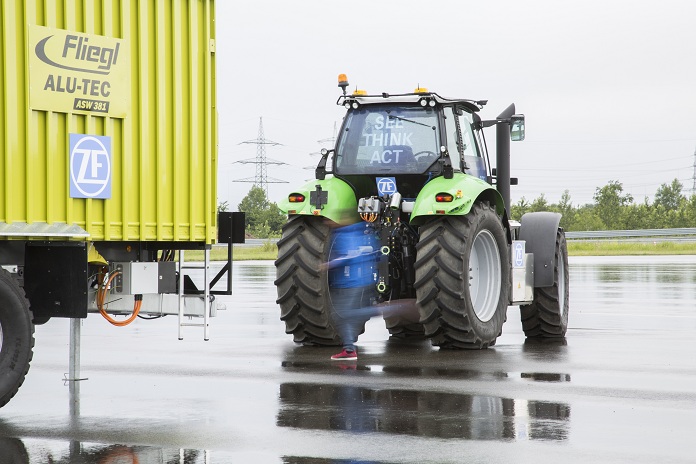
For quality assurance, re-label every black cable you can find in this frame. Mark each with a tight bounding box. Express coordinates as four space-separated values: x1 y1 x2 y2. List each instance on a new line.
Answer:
137 314 166 320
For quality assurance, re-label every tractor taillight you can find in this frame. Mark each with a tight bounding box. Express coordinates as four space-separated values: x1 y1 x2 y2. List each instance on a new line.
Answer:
288 194 305 203
435 193 453 202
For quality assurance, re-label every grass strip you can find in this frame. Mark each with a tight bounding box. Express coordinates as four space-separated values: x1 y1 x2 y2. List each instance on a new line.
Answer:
568 241 696 256
185 241 278 261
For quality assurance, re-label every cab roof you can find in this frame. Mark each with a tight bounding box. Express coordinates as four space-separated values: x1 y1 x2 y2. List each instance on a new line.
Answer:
337 92 487 113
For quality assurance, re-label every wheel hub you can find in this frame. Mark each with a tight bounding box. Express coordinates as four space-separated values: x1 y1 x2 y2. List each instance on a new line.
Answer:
469 229 501 322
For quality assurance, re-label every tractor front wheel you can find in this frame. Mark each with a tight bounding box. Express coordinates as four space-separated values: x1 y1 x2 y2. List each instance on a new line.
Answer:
414 203 509 349
521 230 569 338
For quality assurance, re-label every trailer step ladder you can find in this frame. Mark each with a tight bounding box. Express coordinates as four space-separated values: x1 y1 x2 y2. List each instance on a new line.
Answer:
178 249 211 340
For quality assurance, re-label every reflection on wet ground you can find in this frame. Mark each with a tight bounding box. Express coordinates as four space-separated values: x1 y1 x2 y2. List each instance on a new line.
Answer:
0 257 695 463
281 361 571 384
572 256 696 316
282 360 508 380
277 382 570 441
5 435 408 464
0 437 209 464
281 459 392 464
520 372 571 382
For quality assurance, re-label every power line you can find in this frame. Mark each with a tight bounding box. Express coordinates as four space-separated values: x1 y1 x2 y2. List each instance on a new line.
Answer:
513 154 694 172
317 121 338 145
522 137 696 145
517 166 692 182
305 122 339 170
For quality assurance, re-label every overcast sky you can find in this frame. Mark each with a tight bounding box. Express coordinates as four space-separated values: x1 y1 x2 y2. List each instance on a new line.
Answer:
215 0 696 209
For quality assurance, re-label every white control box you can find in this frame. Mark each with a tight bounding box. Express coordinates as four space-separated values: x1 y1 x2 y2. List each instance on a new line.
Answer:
112 262 159 295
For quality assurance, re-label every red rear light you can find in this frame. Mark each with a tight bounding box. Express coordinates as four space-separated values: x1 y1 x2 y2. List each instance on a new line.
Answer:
435 193 453 202
288 194 305 203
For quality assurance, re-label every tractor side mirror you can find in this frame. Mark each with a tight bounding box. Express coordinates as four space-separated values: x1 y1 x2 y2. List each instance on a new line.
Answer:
315 148 333 180
510 114 525 141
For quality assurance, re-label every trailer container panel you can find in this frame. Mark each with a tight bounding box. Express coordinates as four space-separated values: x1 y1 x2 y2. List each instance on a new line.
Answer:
0 0 217 243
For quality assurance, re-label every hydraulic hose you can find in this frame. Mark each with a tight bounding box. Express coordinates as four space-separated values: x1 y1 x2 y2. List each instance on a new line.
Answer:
97 270 143 326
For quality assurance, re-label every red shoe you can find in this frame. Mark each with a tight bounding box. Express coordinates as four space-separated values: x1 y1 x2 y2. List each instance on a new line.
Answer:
331 348 357 361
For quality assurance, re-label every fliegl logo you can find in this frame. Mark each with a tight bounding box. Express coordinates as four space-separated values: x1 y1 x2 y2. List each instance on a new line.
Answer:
35 34 121 75
29 25 129 118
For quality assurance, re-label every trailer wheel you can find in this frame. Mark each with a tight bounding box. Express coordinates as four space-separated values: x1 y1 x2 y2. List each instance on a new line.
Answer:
521 230 569 338
414 203 509 349
0 269 34 408
0 437 29 462
275 216 349 345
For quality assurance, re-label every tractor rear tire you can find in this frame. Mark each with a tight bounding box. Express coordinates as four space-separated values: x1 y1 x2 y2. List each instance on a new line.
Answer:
521 230 569 338
414 203 509 349
0 268 34 408
275 216 344 345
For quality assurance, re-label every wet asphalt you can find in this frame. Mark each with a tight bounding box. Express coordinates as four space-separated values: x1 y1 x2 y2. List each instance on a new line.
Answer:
0 255 695 463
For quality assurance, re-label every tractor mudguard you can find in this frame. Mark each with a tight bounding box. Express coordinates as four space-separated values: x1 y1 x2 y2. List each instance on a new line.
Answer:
278 176 358 225
409 173 505 225
519 212 562 287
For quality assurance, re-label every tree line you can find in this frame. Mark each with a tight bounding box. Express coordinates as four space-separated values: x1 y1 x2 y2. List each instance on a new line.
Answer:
220 185 286 238
228 179 696 238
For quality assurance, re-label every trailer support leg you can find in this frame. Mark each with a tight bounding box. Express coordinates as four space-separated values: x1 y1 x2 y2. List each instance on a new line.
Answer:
68 318 81 382
67 318 88 416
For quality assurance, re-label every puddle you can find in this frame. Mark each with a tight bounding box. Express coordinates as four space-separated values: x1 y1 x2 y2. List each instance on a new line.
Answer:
277 382 570 441
0 439 210 464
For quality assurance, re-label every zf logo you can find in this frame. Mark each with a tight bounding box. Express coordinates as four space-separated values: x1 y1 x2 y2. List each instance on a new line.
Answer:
376 177 397 197
69 134 112 199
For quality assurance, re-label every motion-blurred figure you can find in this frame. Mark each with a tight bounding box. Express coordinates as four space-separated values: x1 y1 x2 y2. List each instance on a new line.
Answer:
327 221 417 360
327 221 379 360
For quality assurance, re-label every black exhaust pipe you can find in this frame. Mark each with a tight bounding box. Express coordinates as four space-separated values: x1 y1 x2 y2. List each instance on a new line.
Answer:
496 103 515 216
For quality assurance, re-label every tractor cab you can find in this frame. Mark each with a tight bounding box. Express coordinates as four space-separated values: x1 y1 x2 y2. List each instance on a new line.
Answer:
323 79 493 202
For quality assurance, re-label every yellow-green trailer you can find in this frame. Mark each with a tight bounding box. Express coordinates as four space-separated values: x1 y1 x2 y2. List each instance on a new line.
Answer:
1 0 217 243
0 0 236 410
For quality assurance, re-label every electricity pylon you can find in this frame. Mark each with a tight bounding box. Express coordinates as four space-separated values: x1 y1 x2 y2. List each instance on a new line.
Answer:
233 117 287 197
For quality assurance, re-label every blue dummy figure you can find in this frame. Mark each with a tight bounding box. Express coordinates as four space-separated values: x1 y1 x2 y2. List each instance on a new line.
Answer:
327 221 380 360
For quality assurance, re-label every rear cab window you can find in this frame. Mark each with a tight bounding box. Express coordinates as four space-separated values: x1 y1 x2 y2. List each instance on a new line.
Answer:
335 105 440 175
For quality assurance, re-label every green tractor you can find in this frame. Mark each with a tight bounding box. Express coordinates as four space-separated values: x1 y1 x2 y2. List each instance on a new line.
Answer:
274 75 568 349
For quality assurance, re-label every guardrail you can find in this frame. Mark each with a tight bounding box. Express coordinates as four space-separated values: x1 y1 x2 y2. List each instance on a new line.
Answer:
566 228 696 242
